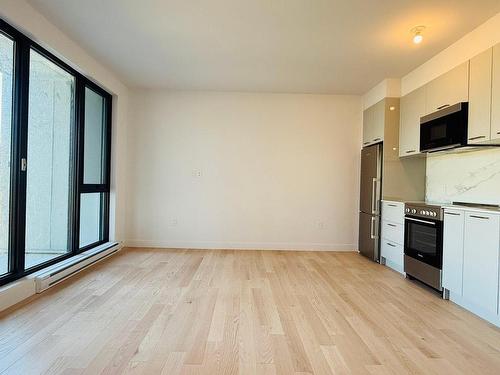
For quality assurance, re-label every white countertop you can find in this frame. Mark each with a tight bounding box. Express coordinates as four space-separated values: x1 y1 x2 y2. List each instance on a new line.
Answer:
442 204 500 214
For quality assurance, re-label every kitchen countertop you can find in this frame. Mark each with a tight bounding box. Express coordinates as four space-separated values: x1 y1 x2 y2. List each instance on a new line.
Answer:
442 204 500 214
382 198 500 214
382 197 407 203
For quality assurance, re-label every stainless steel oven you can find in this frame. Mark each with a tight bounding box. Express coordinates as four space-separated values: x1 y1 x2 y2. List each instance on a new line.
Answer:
404 202 443 291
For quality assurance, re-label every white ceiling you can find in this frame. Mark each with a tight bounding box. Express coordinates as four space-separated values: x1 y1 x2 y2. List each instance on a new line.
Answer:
28 0 500 94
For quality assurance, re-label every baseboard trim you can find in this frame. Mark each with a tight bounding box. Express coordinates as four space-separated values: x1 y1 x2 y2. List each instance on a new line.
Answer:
124 239 357 252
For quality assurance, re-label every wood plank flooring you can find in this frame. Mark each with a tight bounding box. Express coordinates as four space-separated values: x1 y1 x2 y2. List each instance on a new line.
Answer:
1 248 500 374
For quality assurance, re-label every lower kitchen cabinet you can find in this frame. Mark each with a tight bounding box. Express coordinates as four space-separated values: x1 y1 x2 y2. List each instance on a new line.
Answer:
443 207 500 327
381 200 404 274
442 210 465 295
462 212 500 316
381 240 403 273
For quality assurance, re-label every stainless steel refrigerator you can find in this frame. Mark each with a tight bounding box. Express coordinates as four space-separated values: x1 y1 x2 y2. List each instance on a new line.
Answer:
358 143 382 261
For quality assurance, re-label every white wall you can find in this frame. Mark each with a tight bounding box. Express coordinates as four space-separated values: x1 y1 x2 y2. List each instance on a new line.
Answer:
126 91 362 251
0 0 130 242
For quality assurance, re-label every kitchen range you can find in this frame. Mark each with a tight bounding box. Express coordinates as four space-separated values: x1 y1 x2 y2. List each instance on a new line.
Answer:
403 202 444 292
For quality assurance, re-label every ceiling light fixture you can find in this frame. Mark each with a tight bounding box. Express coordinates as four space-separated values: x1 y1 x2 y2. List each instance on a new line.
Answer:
411 26 425 44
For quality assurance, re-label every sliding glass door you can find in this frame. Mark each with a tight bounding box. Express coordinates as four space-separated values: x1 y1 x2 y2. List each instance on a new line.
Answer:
0 32 14 276
0 18 112 286
24 49 75 269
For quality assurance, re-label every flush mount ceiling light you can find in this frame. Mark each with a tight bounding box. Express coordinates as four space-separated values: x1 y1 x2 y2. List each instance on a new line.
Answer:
411 25 425 44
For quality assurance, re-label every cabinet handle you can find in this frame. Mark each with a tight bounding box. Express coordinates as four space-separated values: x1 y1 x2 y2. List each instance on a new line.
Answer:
437 104 450 110
444 212 460 216
469 215 489 220
363 141 370 145
387 223 397 227
386 242 396 247
388 204 398 207
405 150 416 154
469 135 486 141
373 138 381 142
497 131 500 135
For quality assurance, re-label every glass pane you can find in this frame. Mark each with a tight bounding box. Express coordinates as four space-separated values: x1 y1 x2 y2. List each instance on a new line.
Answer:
79 193 103 248
83 87 106 184
0 34 14 276
25 49 75 269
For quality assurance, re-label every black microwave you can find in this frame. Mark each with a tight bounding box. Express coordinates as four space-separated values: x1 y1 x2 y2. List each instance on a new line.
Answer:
420 102 468 153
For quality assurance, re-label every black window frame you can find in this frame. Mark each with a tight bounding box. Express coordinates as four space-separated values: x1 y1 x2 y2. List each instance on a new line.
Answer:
0 18 112 286
77 81 112 252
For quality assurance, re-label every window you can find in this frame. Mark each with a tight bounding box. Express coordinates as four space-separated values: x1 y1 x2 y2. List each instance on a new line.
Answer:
0 32 14 276
79 193 104 248
83 87 106 184
0 19 112 286
79 84 110 251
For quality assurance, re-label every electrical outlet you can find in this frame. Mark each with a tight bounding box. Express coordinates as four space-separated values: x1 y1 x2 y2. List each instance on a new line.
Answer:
192 169 202 177
317 221 326 230
169 219 178 227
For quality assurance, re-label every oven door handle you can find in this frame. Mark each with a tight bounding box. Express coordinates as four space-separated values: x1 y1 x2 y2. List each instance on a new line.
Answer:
405 217 436 226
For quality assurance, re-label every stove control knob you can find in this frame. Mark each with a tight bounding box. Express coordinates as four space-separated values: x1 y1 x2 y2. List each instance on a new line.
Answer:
411 209 417 214
432 212 437 217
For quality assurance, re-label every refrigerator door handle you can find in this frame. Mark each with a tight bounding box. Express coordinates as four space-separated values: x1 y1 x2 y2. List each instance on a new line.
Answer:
370 216 378 239
371 178 379 214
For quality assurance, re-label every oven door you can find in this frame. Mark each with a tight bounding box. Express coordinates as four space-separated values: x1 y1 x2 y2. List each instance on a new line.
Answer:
404 216 443 268
420 103 468 152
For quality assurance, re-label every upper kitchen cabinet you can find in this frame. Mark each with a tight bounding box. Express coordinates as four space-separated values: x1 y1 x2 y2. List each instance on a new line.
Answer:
425 61 469 115
491 43 500 142
399 86 426 157
468 48 493 144
362 100 384 146
362 105 374 146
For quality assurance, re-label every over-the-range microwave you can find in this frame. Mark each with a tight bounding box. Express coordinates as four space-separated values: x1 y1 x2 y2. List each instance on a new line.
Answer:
420 102 469 153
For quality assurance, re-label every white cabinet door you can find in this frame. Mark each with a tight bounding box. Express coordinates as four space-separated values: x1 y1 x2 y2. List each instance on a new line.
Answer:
442 210 465 295
381 240 404 273
491 43 500 142
371 100 385 144
399 86 426 157
381 221 404 245
362 106 373 147
468 48 492 144
363 101 385 147
425 62 469 115
463 212 500 315
381 201 404 224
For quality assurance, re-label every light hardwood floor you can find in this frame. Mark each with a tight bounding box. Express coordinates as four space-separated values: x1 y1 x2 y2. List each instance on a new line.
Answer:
1 248 500 374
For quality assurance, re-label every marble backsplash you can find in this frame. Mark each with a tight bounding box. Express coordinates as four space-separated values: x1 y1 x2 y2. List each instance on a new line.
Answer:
426 148 500 205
